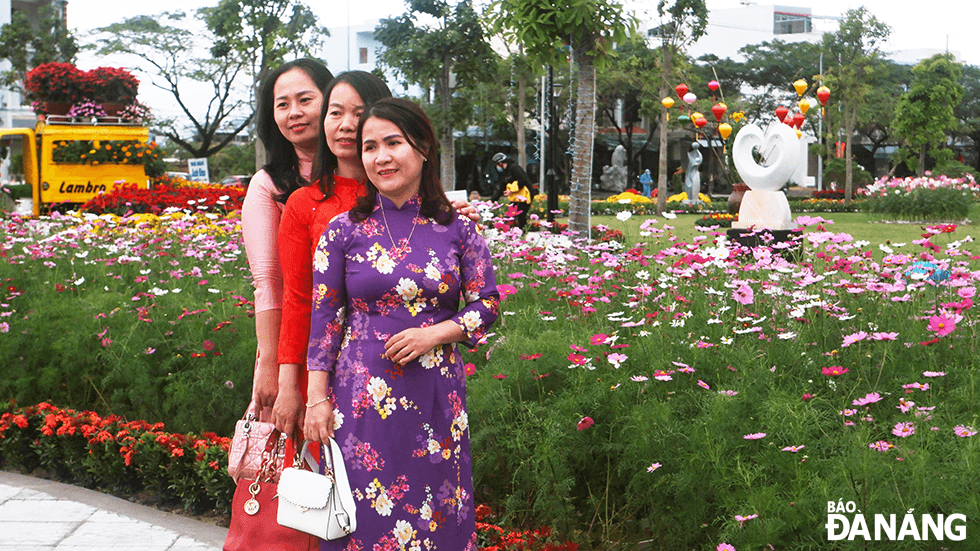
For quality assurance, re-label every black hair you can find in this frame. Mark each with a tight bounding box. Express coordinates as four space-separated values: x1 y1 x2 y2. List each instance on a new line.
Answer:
255 58 333 203
350 98 453 225
312 71 392 200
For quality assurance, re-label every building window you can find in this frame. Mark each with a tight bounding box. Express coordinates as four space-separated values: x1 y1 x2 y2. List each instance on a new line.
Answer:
359 48 368 64
774 12 812 35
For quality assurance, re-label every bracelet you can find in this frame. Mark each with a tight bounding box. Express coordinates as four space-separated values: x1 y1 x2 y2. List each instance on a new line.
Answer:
305 398 329 408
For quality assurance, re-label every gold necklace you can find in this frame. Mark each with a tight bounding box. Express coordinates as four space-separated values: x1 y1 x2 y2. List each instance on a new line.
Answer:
379 197 421 249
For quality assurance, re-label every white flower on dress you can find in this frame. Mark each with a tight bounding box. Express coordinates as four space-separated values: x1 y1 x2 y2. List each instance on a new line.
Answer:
419 503 433 521
367 377 389 402
394 519 415 545
460 311 482 332
313 245 329 272
373 491 394 516
427 439 442 455
396 277 420 302
424 262 441 282
419 346 442 370
375 252 395 274
332 409 344 431
463 288 479 302
452 411 468 440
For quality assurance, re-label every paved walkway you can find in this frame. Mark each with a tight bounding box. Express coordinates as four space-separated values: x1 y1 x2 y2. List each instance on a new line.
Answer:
0 471 226 550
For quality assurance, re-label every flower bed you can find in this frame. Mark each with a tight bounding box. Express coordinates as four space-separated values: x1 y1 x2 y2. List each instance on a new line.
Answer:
52 139 159 166
79 180 245 215
858 174 980 221
0 401 232 514
694 212 737 228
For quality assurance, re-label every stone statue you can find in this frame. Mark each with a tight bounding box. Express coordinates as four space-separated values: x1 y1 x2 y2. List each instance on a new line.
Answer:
684 143 702 203
599 144 628 193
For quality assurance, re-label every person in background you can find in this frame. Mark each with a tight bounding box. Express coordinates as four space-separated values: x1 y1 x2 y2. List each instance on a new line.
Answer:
489 152 533 228
639 168 653 198
304 97 499 551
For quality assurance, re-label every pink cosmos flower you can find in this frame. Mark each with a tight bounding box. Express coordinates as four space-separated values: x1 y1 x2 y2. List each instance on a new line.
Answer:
496 284 518 299
922 371 946 377
647 462 662 472
892 422 915 437
567 353 588 365
958 286 976 299
590 333 609 345
928 313 961 337
743 433 766 440
631 375 649 382
781 445 805 453
954 425 977 437
697 380 710 390
519 353 543 360
464 363 476 376
901 382 929 392
801 393 813 401
734 514 758 528
822 366 849 377
492 373 507 379
841 331 868 347
869 441 893 452
654 372 673 381
853 392 882 406
607 353 628 368
577 416 595 430
717 543 736 551
870 332 898 341
203 340 215 351
570 344 588 352
718 390 738 396
732 283 754 305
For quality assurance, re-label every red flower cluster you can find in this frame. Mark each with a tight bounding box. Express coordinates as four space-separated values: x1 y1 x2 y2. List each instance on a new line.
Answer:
80 180 246 216
475 504 578 551
24 63 140 106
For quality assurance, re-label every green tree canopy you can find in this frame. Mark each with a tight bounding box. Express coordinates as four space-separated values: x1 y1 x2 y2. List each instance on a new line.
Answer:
92 12 253 159
375 0 497 190
0 4 77 92
893 53 964 176
489 0 637 233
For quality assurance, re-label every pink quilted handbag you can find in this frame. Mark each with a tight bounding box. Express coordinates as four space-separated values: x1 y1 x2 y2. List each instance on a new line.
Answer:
227 402 286 482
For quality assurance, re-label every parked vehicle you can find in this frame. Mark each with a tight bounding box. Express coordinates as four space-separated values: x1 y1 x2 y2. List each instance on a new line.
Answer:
217 174 251 187
0 115 153 215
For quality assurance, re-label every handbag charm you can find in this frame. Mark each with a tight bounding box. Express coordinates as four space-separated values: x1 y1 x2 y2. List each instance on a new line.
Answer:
244 481 262 515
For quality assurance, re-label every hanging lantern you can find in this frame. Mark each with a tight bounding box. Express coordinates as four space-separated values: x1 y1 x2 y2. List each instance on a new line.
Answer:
675 83 689 98
817 86 831 105
711 103 727 121
808 98 819 111
683 92 697 104
792 112 806 128
775 105 789 121
783 114 794 126
693 116 708 128
677 114 691 124
793 79 808 96
798 99 810 114
718 122 733 140
662 97 675 109
795 129 802 139
708 80 720 92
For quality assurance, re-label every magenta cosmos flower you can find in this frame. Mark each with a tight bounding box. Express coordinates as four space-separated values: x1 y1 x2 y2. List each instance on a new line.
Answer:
954 425 977 437
928 313 961 337
577 416 594 430
822 366 849 377
717 544 736 551
892 422 915 437
732 283 754 306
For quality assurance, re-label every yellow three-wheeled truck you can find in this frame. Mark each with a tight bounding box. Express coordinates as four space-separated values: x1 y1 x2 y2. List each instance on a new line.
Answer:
0 115 151 215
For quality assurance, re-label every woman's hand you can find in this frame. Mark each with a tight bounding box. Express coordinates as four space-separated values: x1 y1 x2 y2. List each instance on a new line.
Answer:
451 199 481 223
384 327 439 366
273 385 304 439
303 401 335 443
252 349 279 410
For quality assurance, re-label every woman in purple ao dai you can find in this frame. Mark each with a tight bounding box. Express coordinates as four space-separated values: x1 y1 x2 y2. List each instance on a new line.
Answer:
303 98 499 551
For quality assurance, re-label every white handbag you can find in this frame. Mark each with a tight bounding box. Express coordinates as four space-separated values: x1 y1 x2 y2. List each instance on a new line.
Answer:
277 437 357 540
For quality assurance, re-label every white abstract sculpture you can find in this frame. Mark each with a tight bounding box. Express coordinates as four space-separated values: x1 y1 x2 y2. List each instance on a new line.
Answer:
730 123 798 230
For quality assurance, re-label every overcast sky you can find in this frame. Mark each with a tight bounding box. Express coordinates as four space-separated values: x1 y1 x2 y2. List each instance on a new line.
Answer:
65 0 980 124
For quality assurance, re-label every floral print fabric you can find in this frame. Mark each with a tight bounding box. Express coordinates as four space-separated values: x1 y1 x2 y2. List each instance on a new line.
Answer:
309 194 499 551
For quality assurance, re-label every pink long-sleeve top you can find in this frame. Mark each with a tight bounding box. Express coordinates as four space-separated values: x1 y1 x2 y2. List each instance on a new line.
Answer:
241 158 313 312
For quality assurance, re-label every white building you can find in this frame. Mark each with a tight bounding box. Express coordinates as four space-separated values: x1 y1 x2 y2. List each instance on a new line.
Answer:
321 19 426 98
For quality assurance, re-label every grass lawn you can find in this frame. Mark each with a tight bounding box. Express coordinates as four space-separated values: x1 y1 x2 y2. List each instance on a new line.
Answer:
584 203 980 247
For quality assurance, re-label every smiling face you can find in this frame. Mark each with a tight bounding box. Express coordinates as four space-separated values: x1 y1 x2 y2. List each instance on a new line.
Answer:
360 116 425 207
272 68 324 153
324 82 365 162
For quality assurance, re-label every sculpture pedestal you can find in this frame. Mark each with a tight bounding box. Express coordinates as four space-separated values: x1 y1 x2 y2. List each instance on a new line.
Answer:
731 190 792 230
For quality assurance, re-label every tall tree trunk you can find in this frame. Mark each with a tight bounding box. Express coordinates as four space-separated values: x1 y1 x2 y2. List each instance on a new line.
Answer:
516 70 527 168
844 105 856 204
568 43 595 237
918 146 926 177
656 48 673 215
438 67 455 191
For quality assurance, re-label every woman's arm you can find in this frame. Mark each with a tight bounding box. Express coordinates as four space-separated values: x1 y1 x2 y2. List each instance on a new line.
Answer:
241 170 284 409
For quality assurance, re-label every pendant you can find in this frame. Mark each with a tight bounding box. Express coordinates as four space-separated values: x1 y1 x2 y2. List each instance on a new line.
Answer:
244 481 261 515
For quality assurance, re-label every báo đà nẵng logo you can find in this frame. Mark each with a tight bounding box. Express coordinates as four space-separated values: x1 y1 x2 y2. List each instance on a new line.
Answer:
826 500 966 541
